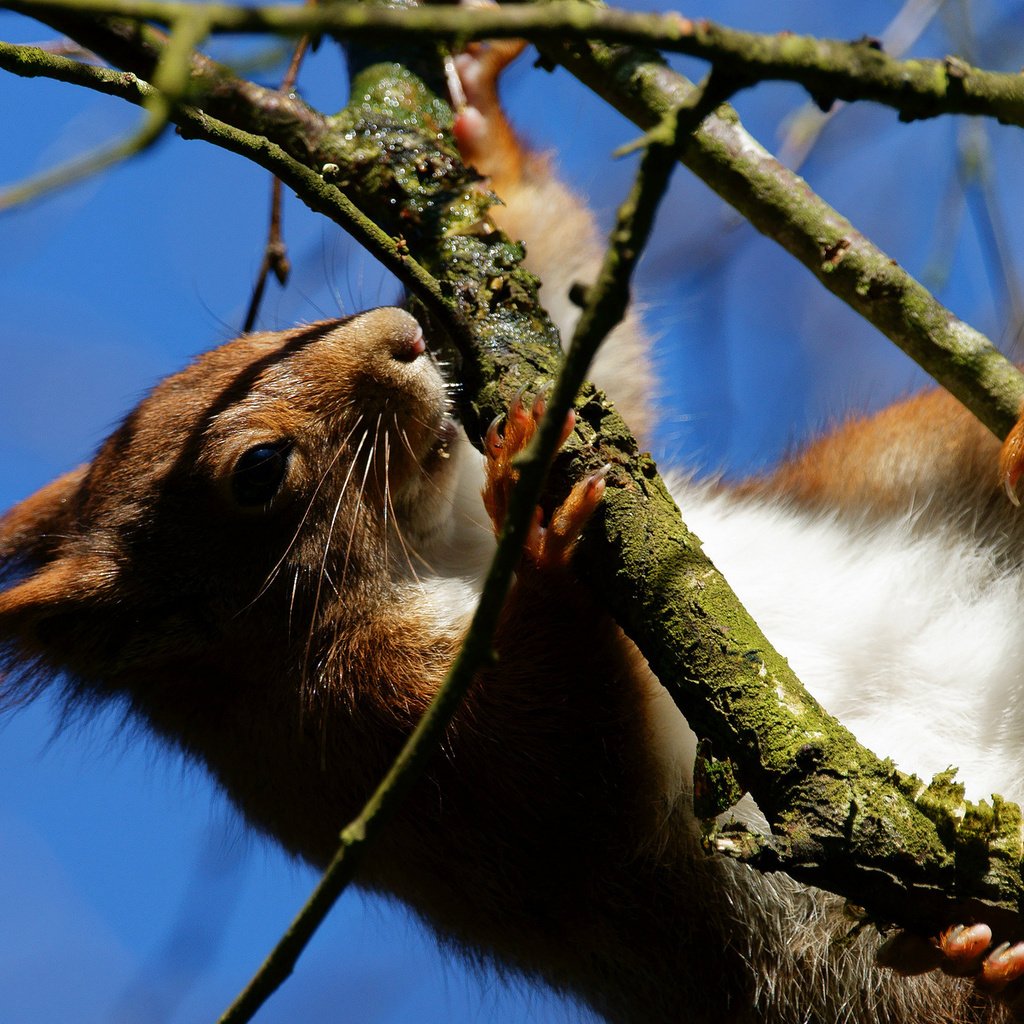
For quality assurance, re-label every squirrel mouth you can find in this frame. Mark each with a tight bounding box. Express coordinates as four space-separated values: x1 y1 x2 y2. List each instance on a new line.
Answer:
422 417 460 475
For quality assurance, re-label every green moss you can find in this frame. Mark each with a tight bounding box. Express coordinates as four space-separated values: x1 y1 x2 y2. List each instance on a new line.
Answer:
693 738 745 820
915 767 966 846
309 54 565 435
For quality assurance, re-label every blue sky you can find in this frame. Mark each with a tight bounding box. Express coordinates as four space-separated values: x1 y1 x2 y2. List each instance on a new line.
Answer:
2 1 1023 1022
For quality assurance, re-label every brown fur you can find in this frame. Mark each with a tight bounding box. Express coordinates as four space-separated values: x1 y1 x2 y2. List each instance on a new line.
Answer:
0 304 694 1019
746 388 1021 550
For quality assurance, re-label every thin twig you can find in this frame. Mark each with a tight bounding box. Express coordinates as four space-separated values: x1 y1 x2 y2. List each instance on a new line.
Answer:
567 72 734 377
957 119 1024 339
0 38 154 97
0 11 210 210
240 8 314 333
0 104 163 211
241 176 289 333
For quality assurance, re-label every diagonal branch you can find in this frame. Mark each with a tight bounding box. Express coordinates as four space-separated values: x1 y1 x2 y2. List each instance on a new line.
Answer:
542 34 1024 441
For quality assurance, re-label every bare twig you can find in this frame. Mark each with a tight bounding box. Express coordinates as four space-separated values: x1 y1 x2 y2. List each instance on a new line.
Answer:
0 11 209 210
241 176 290 333
240 7 314 333
0 39 152 104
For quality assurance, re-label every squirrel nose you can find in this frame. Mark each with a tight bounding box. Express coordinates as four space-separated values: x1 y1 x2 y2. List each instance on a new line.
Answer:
391 322 427 363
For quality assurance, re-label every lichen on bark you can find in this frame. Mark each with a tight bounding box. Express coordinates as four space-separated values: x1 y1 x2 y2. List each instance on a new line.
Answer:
318 56 567 434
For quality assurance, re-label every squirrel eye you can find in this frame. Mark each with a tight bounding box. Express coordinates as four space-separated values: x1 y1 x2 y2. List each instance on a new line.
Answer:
230 442 292 508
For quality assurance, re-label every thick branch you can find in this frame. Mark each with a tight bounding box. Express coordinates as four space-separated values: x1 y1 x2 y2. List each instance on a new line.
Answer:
543 36 1024 441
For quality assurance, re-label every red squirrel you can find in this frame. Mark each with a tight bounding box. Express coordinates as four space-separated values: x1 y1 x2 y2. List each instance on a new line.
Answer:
3 40 1024 1024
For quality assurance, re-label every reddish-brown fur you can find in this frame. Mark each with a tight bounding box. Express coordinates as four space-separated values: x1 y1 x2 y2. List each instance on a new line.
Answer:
752 389 1013 530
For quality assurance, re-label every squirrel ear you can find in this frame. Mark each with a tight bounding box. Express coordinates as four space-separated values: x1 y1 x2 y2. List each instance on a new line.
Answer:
0 552 119 703
0 554 116 659
0 466 89 570
0 469 115 700
0 555 113 622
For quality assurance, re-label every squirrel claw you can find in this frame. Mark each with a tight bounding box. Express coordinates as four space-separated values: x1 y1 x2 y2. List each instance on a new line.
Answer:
501 385 535 453
939 923 993 977
936 924 1024 1001
481 392 601 568
978 941 1024 993
536 466 608 567
485 414 504 458
881 923 1024 1011
557 407 577 450
999 406 1024 507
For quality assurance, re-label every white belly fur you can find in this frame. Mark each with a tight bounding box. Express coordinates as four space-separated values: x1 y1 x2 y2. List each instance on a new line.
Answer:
676 479 1024 805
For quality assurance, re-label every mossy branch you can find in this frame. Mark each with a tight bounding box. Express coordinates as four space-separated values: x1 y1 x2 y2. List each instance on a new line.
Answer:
7 0 1024 969
9 0 1024 128
542 33 1024 441
0 37 152 102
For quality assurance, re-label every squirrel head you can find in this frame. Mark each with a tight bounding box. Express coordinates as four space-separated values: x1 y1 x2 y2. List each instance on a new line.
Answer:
0 308 461 715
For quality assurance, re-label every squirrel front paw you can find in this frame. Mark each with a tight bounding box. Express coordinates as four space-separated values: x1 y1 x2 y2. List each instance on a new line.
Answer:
880 923 1024 1015
938 924 1024 1007
482 389 606 569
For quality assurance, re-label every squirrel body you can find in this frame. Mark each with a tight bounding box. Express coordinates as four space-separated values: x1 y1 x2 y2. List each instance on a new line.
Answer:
2 48 1023 1024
